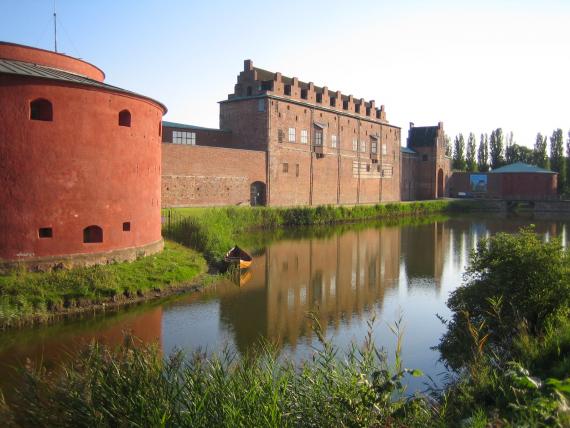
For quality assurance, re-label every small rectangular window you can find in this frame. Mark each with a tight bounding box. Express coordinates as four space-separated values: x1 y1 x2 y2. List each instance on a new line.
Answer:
301 130 308 144
314 130 323 146
283 163 289 173
352 139 358 151
123 222 131 232
288 127 296 143
331 135 337 148
258 99 265 112
172 131 196 145
382 143 387 155
371 141 378 154
38 227 53 238
295 164 300 177
278 129 285 143
360 141 366 153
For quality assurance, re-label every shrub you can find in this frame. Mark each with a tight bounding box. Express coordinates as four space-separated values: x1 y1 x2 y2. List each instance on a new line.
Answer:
438 226 570 370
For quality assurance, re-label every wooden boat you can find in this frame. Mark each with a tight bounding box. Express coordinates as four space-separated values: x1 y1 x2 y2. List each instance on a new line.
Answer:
224 246 253 269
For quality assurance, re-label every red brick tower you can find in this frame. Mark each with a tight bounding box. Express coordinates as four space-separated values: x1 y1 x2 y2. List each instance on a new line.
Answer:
0 42 166 269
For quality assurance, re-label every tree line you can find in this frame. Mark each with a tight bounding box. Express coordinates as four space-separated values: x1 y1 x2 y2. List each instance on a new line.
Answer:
447 128 570 193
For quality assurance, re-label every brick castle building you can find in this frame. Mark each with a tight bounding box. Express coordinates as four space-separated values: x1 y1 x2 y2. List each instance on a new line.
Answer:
0 42 166 269
162 60 451 207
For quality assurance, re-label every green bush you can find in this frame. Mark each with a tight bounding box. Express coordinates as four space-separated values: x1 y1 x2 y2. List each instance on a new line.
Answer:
438 226 570 370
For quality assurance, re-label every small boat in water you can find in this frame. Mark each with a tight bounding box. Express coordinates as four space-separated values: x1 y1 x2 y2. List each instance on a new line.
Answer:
224 246 253 269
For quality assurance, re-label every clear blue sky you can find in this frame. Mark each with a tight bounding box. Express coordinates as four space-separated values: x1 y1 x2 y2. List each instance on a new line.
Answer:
2 0 569 147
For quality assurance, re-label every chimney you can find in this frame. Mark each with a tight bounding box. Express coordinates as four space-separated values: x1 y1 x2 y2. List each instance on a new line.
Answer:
244 59 253 71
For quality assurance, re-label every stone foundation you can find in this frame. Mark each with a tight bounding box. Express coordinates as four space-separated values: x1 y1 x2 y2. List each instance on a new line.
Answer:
0 239 164 272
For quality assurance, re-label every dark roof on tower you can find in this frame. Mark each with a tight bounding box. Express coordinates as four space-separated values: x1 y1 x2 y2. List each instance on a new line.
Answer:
407 126 438 148
0 57 167 112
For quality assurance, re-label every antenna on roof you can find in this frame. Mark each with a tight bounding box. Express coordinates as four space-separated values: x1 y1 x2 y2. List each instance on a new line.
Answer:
53 0 58 52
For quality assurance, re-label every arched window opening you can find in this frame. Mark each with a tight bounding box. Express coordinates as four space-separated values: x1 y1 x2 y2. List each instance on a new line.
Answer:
83 225 103 243
118 110 131 127
250 181 266 206
30 98 53 121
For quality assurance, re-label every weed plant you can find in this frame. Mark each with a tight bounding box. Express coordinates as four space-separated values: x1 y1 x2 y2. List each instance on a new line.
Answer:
3 317 432 428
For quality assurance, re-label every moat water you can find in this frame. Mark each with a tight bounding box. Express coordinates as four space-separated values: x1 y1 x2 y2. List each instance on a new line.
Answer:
1 213 568 397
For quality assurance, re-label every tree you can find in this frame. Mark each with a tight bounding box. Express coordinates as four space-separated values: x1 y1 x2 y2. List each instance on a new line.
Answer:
444 134 452 157
550 128 566 192
466 133 477 172
477 133 489 172
489 128 505 170
505 131 516 164
452 134 467 171
533 133 549 169
566 130 570 188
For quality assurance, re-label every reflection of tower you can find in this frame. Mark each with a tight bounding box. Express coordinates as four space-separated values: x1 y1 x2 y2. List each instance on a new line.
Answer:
402 222 449 292
0 306 164 401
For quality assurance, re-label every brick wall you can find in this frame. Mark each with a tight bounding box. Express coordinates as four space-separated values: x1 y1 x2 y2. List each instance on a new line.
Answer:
161 144 266 207
448 171 558 200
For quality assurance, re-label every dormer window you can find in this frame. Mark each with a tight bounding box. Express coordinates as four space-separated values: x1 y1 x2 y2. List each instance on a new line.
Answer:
301 89 308 100
284 85 291 96
355 104 361 113
316 93 322 103
330 97 336 107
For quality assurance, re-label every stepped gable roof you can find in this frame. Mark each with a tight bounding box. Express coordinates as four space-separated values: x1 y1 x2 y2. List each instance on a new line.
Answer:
490 162 556 174
407 126 438 148
0 57 167 112
253 66 370 105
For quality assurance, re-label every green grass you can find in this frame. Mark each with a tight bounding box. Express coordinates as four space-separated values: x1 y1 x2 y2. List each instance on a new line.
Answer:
163 200 477 266
0 241 206 329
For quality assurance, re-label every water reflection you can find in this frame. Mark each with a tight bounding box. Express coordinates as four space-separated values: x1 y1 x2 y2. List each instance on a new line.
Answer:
1 214 569 397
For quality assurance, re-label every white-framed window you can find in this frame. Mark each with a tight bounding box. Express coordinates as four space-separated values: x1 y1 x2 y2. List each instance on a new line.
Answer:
288 127 296 143
173 131 196 145
382 143 387 155
371 140 378 154
352 139 358 151
314 129 323 146
331 135 337 148
301 129 308 144
359 140 366 153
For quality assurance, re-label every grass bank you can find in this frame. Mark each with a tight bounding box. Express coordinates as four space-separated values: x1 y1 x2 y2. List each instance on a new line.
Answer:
0 241 206 329
163 199 478 266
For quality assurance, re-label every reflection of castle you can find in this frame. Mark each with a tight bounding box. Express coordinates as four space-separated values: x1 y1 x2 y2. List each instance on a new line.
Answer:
218 223 451 352
401 222 450 292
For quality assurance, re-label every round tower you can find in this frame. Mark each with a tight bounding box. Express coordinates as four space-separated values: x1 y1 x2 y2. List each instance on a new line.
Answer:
0 42 166 269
